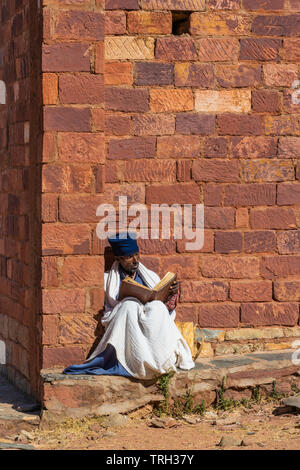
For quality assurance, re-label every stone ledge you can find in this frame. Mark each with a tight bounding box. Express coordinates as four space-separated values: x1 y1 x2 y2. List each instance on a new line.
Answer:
40 349 300 423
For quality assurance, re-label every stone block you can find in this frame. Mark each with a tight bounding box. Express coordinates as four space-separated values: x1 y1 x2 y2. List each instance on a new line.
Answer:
231 137 277 159
197 38 239 62
150 89 194 113
175 63 214 88
105 36 154 60
240 159 294 183
195 89 251 113
190 13 250 35
201 255 259 279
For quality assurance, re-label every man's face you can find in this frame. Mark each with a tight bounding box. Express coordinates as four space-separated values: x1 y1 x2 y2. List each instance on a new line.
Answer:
116 252 140 275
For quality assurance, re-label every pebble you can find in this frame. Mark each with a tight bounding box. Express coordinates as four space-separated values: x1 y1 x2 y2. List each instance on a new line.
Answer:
218 435 243 448
149 417 178 429
104 414 128 428
182 415 198 425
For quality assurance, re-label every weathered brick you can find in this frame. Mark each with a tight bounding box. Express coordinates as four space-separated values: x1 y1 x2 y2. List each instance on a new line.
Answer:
52 10 104 40
281 39 300 61
252 90 281 113
138 239 176 255
250 208 296 229
59 74 104 105
193 159 239 182
43 289 86 314
41 257 59 288
104 62 133 85
42 194 57 222
218 114 263 135
150 89 194 113
274 281 300 301
42 346 86 369
105 183 145 204
42 315 58 345
289 0 300 10
216 64 261 88
59 195 104 223
265 116 300 136
208 0 241 9
180 280 228 302
277 231 300 254
176 114 215 135
146 183 201 204
44 107 90 132
190 13 250 35
91 109 104 132
132 114 175 135
201 255 260 278
252 15 300 37
244 231 276 253
105 0 139 8
195 89 251 113
105 87 149 112
198 304 240 328
263 64 298 87
42 165 92 193
283 90 300 114
177 160 191 182
62 257 104 287
261 255 300 279
155 37 197 61
42 224 90 255
177 230 214 253
174 305 197 323
59 315 97 345
204 207 235 228
241 303 299 327
243 0 284 9
105 114 131 136
43 73 58 105
204 137 227 158
241 160 294 183
105 36 154 60
231 137 278 159
203 184 223 206
215 231 242 253
58 133 105 163
95 166 105 193
134 62 173 86
235 208 248 228
174 63 214 88
230 281 273 302
89 287 105 312
240 38 281 61
105 11 126 35
123 160 176 182
95 43 104 74
160 256 199 280
157 136 201 159
127 11 172 34
42 44 90 72
108 137 156 160
277 183 300 205
140 0 206 10
197 38 239 62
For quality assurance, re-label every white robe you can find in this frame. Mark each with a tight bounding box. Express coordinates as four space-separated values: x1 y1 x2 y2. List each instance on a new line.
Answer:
87 261 195 379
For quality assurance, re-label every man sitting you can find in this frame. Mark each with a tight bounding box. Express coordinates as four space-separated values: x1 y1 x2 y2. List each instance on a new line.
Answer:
63 233 194 379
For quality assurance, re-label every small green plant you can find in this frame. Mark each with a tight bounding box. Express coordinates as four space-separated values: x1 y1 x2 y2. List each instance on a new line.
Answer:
216 376 239 411
156 369 175 416
291 383 300 395
251 385 262 403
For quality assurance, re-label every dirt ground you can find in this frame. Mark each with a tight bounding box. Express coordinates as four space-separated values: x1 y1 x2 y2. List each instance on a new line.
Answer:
2 400 300 451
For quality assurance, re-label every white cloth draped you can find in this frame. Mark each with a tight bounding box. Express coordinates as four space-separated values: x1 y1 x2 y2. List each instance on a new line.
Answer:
87 261 195 379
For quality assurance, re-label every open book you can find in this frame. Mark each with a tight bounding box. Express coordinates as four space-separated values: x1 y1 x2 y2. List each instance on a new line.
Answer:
118 272 177 305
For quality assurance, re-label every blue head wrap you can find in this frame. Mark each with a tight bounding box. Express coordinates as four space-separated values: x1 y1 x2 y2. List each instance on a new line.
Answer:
108 232 139 257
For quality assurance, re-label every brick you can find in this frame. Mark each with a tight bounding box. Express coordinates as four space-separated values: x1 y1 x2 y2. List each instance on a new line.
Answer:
174 63 214 88
42 44 90 72
241 303 299 327
240 39 281 61
42 224 90 255
263 64 298 87
146 183 201 204
205 137 227 158
203 184 223 206
42 194 58 222
241 159 294 183
231 137 278 159
193 159 239 182
105 183 145 204
59 74 104 105
59 195 104 223
198 304 240 328
108 137 156 160
160 256 199 280
105 87 148 112
150 89 194 113
127 11 172 34
283 90 300 114
289 0 300 9
62 257 104 287
174 305 197 323
92 109 105 132
277 231 300 254
180 280 228 302
265 116 300 136
235 208 248 228
95 166 105 193
123 160 176 182
177 230 214 253
42 165 92 193
215 231 242 253
51 10 104 40
176 114 215 135
43 73 58 105
138 239 176 255
208 0 241 9
155 37 197 61
41 257 59 288
105 114 131 136
274 281 300 301
244 231 276 253
104 62 133 85
252 15 300 37
42 315 58 345
95 43 104 74
58 133 105 163
105 0 139 8
89 287 105 312
157 136 201 159
261 255 300 279
281 39 300 61
218 114 263 135
105 11 126 35
132 114 175 135
250 208 296 229
42 346 86 369
201 255 260 278
59 315 97 344
204 208 235 228
195 89 251 113
252 90 281 113
230 281 272 302
43 289 85 314
277 183 300 205
105 37 154 60
243 0 284 8
44 107 90 132
134 62 173 86
140 0 206 9
216 64 261 88
197 38 239 62
190 13 250 35
42 133 58 163
177 160 191 182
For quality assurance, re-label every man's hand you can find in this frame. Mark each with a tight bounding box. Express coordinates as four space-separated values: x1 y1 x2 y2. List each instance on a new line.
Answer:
168 280 180 296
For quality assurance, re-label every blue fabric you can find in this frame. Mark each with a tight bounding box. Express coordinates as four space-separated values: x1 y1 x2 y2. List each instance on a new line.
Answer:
108 232 139 256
